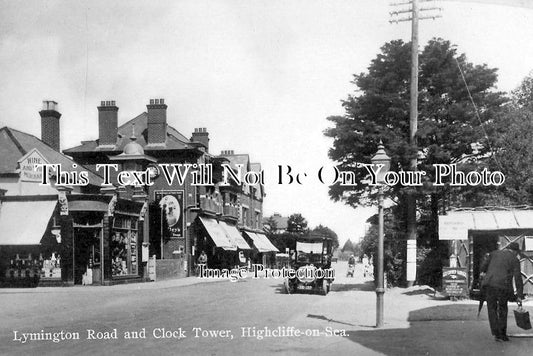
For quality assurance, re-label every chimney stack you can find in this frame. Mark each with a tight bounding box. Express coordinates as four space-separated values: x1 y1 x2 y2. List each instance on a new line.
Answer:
147 98 167 145
98 100 118 147
191 128 209 152
39 100 61 151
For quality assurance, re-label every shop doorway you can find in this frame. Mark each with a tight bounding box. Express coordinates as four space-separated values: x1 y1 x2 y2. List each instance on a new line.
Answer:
471 232 498 290
73 227 101 285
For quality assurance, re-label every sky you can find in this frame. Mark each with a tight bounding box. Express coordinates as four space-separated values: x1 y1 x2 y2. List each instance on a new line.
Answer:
1 0 533 245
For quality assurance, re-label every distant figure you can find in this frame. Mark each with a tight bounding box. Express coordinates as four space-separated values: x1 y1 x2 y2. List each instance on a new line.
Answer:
480 242 523 342
347 254 356 278
198 251 208 265
348 254 356 266
362 254 371 278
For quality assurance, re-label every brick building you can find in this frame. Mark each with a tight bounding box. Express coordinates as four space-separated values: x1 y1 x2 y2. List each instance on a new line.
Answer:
64 99 275 278
0 101 143 286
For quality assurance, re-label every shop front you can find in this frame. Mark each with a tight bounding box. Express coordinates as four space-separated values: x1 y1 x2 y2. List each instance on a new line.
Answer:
0 196 61 287
242 230 279 267
0 194 145 287
66 195 144 285
195 216 237 269
439 209 533 297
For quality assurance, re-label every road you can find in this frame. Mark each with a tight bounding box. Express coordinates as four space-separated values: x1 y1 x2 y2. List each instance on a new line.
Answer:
1 262 532 355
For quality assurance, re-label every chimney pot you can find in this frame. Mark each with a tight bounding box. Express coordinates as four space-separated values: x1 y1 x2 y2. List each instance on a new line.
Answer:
147 98 168 144
98 100 118 146
39 100 61 151
191 128 210 152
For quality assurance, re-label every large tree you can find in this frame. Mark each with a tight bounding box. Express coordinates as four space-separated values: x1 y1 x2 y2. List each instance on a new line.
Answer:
311 224 339 250
325 38 507 286
325 38 506 207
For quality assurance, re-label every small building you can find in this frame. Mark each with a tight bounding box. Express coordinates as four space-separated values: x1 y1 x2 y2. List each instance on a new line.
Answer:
439 208 533 296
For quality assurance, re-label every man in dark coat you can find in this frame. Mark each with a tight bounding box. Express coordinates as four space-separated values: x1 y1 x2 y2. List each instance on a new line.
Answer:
480 242 523 342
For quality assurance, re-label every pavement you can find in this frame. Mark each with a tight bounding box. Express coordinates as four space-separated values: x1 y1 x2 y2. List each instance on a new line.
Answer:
1 261 532 355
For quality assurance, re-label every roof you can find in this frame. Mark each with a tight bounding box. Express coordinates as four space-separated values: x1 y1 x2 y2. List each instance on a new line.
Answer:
0 127 103 186
264 213 288 230
439 208 533 240
63 112 199 153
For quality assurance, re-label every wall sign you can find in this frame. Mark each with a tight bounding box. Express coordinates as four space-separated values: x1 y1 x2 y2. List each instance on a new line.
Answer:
17 148 49 182
155 190 184 238
439 215 469 240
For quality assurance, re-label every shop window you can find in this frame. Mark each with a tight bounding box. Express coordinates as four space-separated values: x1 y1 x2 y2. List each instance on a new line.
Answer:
111 216 138 276
41 252 62 279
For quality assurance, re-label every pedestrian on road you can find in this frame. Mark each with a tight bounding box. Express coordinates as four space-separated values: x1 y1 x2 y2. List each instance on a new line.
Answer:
480 242 523 342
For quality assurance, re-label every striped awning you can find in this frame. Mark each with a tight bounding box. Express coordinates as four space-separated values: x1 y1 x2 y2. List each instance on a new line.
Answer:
199 217 236 251
0 200 56 245
219 221 251 250
245 232 279 252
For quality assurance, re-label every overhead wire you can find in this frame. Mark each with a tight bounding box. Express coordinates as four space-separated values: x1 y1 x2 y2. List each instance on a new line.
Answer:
454 57 504 171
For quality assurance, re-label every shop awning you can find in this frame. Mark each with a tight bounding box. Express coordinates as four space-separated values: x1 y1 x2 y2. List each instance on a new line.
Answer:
246 232 279 253
0 200 56 245
439 209 533 240
219 221 251 250
199 217 236 251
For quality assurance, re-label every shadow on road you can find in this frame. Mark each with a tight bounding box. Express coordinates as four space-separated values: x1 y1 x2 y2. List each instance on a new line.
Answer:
344 304 532 356
271 280 375 294
331 281 375 292
307 314 357 327
402 287 436 296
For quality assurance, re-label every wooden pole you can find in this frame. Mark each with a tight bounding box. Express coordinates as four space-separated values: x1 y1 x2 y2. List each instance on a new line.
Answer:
406 0 419 287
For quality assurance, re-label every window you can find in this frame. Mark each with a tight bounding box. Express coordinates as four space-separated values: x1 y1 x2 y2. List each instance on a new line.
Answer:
111 216 138 276
525 236 533 251
242 207 249 227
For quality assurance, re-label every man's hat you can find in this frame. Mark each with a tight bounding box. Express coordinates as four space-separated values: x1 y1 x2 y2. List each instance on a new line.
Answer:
507 242 520 251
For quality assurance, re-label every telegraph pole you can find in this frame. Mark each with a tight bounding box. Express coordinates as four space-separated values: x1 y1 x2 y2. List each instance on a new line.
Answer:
390 0 441 286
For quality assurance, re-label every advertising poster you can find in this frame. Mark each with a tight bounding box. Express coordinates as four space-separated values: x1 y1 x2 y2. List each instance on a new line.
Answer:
155 190 185 239
1 1 533 355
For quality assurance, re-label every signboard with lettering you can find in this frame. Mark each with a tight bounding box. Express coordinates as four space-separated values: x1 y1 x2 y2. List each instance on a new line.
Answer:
17 148 49 182
439 215 470 240
442 267 468 298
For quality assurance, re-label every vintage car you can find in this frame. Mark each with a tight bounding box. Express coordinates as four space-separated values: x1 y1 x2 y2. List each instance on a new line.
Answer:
284 234 334 295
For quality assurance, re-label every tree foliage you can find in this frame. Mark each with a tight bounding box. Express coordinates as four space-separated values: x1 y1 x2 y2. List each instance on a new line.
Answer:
324 38 506 207
311 224 339 250
287 213 308 234
263 216 278 232
341 239 354 253
325 38 507 286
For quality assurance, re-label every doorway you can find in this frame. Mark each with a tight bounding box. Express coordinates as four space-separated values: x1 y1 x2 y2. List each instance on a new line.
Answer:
471 232 499 290
73 227 101 285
